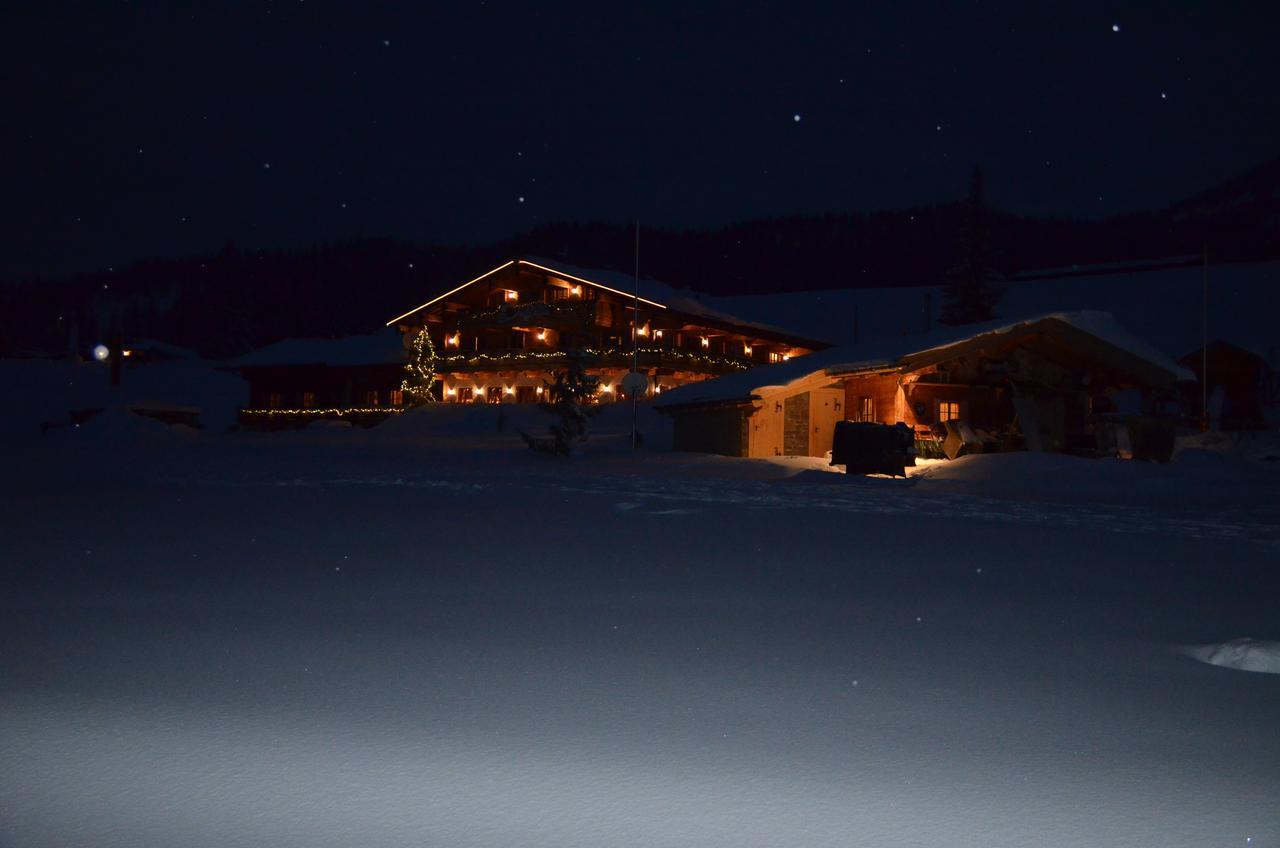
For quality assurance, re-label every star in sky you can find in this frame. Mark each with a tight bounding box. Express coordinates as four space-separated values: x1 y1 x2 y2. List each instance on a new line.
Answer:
1112 23 1121 32
793 114 801 122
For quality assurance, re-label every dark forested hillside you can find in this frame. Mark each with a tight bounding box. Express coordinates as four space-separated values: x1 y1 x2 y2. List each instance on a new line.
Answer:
4 157 1277 359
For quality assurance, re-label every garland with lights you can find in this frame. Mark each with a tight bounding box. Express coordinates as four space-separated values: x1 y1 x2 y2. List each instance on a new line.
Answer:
401 327 439 403
435 346 752 372
240 408 406 416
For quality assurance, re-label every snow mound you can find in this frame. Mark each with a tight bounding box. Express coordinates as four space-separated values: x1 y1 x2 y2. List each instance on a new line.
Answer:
1186 638 1280 674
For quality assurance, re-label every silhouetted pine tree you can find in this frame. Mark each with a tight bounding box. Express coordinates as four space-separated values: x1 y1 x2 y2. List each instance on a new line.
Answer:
941 167 1003 325
521 350 600 456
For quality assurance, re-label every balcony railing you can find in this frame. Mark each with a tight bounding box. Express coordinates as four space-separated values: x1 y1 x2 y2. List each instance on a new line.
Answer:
434 346 753 374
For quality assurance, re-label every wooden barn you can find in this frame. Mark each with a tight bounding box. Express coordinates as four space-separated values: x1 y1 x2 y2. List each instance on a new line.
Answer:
1179 340 1276 430
655 311 1194 460
384 256 826 403
230 330 407 428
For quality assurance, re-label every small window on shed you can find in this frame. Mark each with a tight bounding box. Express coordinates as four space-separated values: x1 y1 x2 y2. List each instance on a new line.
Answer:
301 391 316 409
390 389 404 406
365 390 380 407
938 400 960 422
268 392 282 409
857 396 875 422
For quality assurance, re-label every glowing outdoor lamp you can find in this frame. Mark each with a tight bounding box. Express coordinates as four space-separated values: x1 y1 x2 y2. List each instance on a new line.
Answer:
537 329 547 341
700 336 710 349
504 290 518 301
92 344 110 361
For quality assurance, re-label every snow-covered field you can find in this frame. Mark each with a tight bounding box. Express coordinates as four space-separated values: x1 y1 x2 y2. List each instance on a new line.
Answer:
2 405 1279 848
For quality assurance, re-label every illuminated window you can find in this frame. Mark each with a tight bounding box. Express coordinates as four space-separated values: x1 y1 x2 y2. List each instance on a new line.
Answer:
938 401 960 422
857 397 875 422
365 390 380 406
457 387 473 403
301 391 316 408
390 389 404 406
769 351 783 363
268 392 282 409
487 386 503 404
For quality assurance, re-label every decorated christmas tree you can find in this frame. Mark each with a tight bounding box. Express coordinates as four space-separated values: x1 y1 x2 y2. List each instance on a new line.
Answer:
400 328 438 404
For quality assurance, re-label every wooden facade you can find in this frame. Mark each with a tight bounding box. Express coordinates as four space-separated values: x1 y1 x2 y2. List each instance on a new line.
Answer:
386 257 826 404
663 314 1191 460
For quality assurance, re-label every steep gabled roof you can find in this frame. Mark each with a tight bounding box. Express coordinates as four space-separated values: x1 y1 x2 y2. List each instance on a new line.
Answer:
385 257 827 348
655 311 1195 409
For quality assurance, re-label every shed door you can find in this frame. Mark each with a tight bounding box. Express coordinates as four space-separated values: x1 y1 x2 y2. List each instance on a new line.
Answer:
809 388 844 458
749 400 784 457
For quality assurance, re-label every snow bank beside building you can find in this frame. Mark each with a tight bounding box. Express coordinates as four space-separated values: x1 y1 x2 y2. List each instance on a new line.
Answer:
1186 638 1280 674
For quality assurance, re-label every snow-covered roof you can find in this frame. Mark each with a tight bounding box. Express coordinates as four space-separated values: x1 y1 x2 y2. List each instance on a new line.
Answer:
231 329 404 368
655 311 1195 409
386 256 826 346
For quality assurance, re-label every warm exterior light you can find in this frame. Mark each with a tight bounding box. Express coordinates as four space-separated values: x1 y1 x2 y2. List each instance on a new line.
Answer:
537 329 547 341
601 384 613 393
743 344 753 356
636 324 648 336
654 330 663 339
783 353 792 361
570 285 581 296
92 344 110 361
122 349 134 357
504 386 514 395
700 337 710 348
505 290 518 301
536 386 544 395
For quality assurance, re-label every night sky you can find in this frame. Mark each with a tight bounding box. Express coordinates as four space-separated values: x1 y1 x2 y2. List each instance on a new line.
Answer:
4 1 1278 279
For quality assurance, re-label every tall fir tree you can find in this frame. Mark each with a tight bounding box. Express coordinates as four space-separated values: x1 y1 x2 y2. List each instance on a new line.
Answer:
940 166 1003 326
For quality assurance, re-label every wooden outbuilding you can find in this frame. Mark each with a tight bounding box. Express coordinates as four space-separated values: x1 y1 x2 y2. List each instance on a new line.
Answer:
230 330 408 428
655 311 1194 460
1179 340 1275 430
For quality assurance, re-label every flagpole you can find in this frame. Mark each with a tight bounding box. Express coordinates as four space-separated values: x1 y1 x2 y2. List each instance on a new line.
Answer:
632 220 640 449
